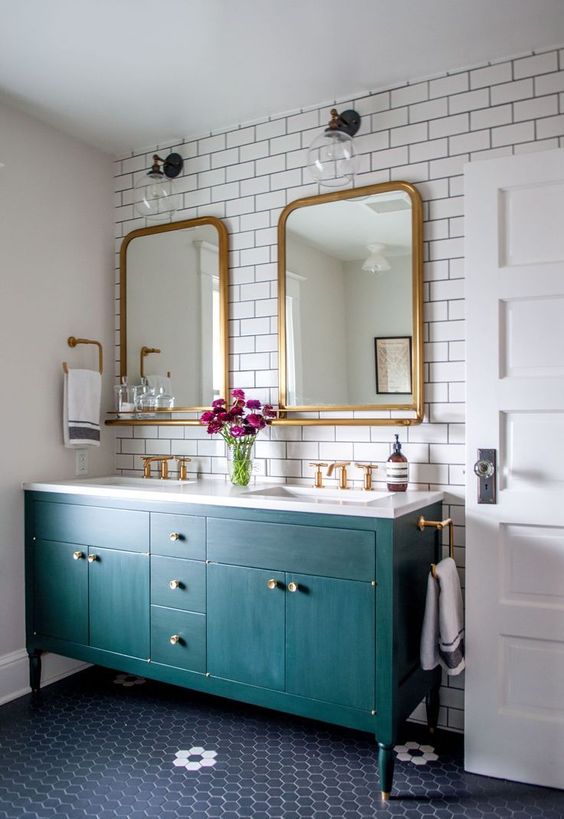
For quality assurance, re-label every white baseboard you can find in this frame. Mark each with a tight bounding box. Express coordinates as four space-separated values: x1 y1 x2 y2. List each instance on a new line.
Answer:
0 648 89 706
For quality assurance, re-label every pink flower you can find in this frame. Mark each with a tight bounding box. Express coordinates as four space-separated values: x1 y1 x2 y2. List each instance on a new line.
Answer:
263 404 276 418
246 399 261 410
207 420 222 434
212 398 226 408
229 406 244 417
200 410 215 424
230 425 246 437
216 412 230 423
231 389 245 401
246 413 266 430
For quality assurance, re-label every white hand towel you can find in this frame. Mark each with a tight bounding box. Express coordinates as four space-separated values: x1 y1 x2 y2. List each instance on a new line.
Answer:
63 369 101 448
146 374 173 394
420 556 465 676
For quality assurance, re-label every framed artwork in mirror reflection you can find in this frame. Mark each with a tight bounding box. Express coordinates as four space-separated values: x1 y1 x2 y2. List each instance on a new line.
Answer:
375 336 412 395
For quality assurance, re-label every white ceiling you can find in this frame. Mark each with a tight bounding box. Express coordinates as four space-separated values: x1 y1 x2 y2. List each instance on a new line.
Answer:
0 0 563 156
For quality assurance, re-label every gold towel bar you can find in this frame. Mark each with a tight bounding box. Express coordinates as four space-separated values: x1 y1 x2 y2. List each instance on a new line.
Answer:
62 336 103 374
417 515 454 578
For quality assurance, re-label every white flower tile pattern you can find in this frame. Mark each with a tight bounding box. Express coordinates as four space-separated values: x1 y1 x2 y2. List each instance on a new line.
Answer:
113 673 146 687
174 748 218 771
394 741 439 766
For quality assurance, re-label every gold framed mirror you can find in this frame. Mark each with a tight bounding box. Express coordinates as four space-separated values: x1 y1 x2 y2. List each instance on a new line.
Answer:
115 217 229 423
277 182 423 425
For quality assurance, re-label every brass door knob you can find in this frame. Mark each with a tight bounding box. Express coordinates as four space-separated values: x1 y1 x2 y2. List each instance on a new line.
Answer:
169 532 180 542
266 578 279 590
169 634 181 645
169 579 181 590
87 554 98 563
287 581 299 593
72 550 84 560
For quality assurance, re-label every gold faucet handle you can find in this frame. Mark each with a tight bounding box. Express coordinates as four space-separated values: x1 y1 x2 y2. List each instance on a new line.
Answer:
174 456 192 481
308 462 328 489
355 462 378 491
141 456 153 479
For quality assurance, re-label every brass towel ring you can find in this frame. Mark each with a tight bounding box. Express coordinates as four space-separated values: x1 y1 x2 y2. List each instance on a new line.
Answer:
62 336 103 374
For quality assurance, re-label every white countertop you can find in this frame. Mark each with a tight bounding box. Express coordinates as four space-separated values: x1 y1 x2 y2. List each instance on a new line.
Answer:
23 476 443 520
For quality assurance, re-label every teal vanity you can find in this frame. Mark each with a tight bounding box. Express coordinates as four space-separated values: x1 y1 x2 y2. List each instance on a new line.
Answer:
24 478 442 799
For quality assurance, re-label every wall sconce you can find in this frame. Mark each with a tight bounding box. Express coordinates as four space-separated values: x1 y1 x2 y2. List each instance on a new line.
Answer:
306 108 361 188
362 243 391 274
134 152 184 221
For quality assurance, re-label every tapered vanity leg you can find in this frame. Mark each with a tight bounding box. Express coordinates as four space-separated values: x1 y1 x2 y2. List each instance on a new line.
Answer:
28 649 42 696
426 680 441 734
378 742 395 800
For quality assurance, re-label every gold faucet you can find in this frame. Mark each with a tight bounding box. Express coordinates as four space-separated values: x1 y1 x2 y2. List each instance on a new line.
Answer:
327 461 351 490
309 462 328 488
355 463 378 491
174 456 192 481
141 455 173 479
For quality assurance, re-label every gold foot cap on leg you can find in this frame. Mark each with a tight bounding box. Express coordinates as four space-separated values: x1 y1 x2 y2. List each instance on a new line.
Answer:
381 791 390 801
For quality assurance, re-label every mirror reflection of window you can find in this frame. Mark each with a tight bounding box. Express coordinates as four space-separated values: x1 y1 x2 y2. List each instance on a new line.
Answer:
212 284 221 397
285 271 304 406
284 190 414 408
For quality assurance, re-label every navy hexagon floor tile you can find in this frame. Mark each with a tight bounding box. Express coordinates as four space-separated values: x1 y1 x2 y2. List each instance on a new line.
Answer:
0 668 562 818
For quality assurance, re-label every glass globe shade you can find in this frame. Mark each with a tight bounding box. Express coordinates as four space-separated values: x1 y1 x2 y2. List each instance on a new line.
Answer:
134 171 180 221
306 129 357 187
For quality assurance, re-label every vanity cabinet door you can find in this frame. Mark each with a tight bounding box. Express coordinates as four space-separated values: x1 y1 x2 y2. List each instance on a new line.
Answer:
88 547 149 659
207 563 285 690
33 540 88 644
286 574 374 711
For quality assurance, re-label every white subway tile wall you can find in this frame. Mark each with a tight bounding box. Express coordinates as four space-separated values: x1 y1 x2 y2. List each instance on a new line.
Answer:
113 47 564 732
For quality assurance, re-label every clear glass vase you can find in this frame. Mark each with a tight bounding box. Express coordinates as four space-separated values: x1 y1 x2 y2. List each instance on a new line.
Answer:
227 438 255 487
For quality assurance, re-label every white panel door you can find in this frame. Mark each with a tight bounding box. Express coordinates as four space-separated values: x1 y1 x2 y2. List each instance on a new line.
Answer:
465 148 564 789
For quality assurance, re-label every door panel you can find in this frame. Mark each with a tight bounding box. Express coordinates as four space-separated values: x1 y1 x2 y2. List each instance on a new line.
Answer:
33 540 88 644
89 547 149 658
286 574 373 710
465 148 564 789
207 563 285 690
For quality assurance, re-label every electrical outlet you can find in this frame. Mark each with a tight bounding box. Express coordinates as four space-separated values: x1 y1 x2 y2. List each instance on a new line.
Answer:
75 449 89 477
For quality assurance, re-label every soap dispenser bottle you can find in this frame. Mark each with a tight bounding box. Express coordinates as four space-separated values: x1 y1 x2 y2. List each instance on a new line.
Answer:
386 434 408 492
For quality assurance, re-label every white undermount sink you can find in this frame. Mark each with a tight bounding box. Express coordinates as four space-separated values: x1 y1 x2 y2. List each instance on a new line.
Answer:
81 476 194 487
247 485 393 504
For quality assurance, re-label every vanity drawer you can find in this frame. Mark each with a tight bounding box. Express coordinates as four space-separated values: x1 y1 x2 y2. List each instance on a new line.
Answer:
150 513 206 559
33 501 149 551
150 606 205 672
151 556 205 612
207 518 374 581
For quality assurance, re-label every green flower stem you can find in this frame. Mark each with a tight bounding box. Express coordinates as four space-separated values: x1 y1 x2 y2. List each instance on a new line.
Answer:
222 433 256 486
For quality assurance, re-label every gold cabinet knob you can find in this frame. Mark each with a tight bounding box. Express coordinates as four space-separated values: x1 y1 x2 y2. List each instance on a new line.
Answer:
266 578 279 590
72 550 84 560
87 554 98 563
169 579 181 590
169 532 180 542
287 581 299 593
169 634 181 645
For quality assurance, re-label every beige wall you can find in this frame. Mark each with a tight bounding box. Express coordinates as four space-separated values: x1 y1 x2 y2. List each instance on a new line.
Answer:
0 99 115 702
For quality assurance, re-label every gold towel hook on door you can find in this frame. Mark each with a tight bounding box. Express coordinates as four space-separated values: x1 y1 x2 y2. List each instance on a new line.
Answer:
417 515 454 578
62 336 103 374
